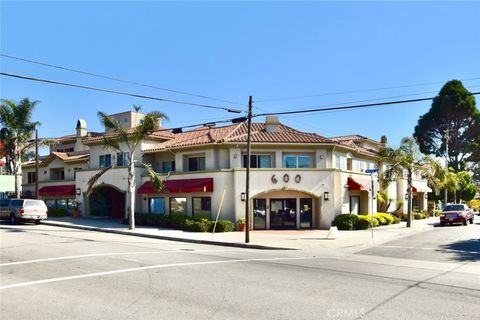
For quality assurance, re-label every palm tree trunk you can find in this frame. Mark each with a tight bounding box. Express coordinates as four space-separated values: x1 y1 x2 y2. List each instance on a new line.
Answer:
407 174 413 228
127 156 136 230
13 141 22 198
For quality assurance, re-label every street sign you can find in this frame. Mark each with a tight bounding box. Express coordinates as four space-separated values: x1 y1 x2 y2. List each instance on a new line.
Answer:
365 169 378 174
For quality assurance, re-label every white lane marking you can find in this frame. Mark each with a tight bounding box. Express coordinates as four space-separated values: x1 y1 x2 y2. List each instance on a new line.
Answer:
378 245 480 255
0 249 238 267
0 256 312 290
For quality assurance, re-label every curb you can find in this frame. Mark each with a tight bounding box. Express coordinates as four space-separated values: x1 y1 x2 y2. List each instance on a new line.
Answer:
41 221 296 251
351 219 439 253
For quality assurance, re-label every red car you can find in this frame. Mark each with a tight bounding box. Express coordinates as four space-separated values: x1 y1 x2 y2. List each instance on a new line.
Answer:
440 204 475 226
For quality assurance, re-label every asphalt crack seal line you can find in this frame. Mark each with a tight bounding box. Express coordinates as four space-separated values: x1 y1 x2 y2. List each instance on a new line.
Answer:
0 256 313 290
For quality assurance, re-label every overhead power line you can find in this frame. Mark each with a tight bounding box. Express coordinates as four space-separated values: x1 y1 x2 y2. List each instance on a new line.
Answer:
0 72 242 113
255 77 480 103
0 53 245 107
253 92 480 117
255 86 480 114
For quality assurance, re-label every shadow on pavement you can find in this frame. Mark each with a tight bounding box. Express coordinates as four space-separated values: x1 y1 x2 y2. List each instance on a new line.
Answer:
437 239 480 262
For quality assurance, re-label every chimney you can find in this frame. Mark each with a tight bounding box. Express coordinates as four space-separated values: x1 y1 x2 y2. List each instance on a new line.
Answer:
75 119 88 152
76 119 87 137
265 116 280 133
380 135 388 147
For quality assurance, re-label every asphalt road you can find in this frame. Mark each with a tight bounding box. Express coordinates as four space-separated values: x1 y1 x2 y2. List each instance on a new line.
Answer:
1 222 479 320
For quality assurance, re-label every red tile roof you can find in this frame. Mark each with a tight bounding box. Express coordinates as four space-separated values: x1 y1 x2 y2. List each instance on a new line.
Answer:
82 128 173 144
143 122 334 152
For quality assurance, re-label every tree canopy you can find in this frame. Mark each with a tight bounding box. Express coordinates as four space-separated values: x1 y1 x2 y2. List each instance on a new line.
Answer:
0 98 40 197
413 80 479 171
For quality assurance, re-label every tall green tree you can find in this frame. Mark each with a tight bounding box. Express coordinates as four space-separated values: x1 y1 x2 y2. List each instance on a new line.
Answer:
457 171 478 202
0 98 39 197
86 108 168 230
379 137 427 227
413 80 479 171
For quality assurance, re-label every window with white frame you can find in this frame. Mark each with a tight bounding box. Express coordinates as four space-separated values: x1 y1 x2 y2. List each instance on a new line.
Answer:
283 154 311 168
242 154 272 168
99 154 111 168
162 161 175 173
192 197 211 218
116 152 130 166
149 198 166 214
188 156 205 171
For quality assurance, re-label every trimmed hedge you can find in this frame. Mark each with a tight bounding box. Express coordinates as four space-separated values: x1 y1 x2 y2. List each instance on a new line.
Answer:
134 212 235 233
208 220 235 233
48 208 69 217
374 213 394 225
356 215 379 230
332 214 358 230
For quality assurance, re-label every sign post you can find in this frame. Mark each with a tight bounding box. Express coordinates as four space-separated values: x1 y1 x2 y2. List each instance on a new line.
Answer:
365 169 378 239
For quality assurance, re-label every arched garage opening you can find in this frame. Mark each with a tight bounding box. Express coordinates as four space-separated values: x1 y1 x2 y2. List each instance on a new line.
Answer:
89 185 125 219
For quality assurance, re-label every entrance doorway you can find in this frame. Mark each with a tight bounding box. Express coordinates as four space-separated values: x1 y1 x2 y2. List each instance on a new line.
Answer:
300 198 313 228
253 199 266 230
89 186 125 219
350 196 360 214
270 199 296 229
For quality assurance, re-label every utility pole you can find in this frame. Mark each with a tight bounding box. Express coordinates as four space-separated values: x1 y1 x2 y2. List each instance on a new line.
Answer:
444 129 449 208
245 96 253 243
35 129 39 199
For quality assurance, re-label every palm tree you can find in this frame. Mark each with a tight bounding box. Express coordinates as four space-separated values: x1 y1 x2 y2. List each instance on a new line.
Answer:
86 108 168 230
422 157 447 209
379 137 427 227
0 98 40 198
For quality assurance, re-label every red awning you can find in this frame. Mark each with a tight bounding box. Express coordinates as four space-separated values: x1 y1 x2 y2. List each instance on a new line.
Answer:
39 185 76 197
137 181 159 194
411 186 418 192
138 178 214 194
347 177 368 191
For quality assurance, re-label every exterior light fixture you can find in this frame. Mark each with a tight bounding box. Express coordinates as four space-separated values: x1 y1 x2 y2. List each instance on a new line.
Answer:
425 193 428 199
76 188 81 196
241 192 246 201
405 193 409 200
323 192 329 201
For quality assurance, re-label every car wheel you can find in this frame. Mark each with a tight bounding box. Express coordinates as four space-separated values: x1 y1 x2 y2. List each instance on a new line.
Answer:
34 220 40 225
10 214 17 225
463 219 467 226
440 222 445 227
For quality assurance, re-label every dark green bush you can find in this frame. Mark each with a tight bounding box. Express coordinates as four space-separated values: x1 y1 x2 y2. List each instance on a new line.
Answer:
332 214 358 230
183 219 211 232
356 215 379 229
48 208 69 217
413 212 425 219
135 213 236 232
208 220 235 232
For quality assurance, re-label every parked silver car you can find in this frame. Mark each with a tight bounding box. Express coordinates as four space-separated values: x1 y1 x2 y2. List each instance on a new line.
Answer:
0 199 48 225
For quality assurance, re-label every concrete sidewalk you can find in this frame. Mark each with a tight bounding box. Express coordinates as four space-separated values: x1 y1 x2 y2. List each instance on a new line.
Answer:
41 216 440 252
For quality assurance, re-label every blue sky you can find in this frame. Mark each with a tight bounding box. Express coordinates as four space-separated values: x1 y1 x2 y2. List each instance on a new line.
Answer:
1 1 479 154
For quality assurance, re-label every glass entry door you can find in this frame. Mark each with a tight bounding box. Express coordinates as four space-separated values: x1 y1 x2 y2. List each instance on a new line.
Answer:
350 196 360 214
270 199 296 229
300 198 313 228
253 199 266 230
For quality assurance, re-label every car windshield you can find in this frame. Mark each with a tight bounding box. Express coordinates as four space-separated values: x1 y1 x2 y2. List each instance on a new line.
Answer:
444 205 465 211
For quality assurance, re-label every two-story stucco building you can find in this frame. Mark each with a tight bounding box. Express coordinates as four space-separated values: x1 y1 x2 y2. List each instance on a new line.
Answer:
22 111 430 229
